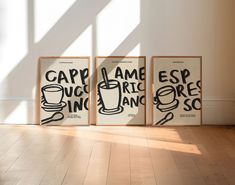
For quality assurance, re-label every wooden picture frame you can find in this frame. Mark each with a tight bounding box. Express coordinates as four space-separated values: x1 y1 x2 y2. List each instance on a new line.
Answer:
95 56 146 126
39 57 90 126
152 56 202 126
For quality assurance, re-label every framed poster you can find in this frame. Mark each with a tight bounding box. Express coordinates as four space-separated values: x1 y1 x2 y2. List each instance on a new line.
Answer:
39 57 89 126
152 56 202 126
95 56 146 125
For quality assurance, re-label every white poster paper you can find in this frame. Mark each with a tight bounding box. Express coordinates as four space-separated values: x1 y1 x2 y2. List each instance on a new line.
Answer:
39 57 89 125
152 57 202 126
96 57 146 125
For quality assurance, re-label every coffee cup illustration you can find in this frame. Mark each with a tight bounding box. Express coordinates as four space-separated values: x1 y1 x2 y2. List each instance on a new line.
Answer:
42 84 64 104
41 84 66 113
98 68 123 115
154 85 179 112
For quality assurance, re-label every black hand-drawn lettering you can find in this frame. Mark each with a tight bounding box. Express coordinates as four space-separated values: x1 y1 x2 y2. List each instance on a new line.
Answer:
122 95 145 108
159 71 168 83
115 67 145 80
159 69 191 84
69 69 78 84
181 69 190 84
80 68 89 85
196 80 201 93
64 85 88 97
169 70 180 84
45 70 57 82
122 81 130 93
121 81 144 94
175 84 187 97
67 98 88 112
192 98 201 110
187 82 199 96
45 68 88 84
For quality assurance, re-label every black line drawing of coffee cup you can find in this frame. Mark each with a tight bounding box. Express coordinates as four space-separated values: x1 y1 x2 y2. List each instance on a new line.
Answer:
41 84 64 105
154 85 179 112
41 84 66 124
98 68 123 115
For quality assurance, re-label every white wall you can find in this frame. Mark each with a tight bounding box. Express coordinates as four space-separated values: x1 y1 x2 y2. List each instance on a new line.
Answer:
0 0 235 125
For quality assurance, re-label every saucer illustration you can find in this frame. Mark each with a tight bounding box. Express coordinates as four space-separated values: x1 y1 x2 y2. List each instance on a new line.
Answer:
157 99 179 112
154 85 179 113
99 106 124 115
41 101 66 112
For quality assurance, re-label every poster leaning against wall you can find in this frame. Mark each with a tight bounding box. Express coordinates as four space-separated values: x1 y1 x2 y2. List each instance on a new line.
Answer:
39 57 90 126
152 56 202 126
95 56 146 125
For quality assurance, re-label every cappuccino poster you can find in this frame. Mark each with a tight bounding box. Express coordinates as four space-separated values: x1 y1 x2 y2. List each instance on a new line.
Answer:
39 57 89 125
152 56 202 126
96 57 146 125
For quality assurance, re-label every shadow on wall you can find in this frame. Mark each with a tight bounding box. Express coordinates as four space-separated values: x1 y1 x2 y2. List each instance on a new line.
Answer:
0 0 108 123
0 0 153 124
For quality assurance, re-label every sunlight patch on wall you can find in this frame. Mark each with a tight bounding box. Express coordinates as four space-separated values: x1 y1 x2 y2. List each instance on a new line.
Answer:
34 0 76 43
62 25 92 56
31 87 35 100
97 0 140 55
0 0 27 85
126 43 140 56
3 100 32 124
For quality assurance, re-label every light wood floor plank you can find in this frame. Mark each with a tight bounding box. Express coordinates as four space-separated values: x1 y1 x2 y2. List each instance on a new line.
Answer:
189 127 231 185
39 137 79 185
62 140 94 185
107 143 130 185
83 141 111 185
129 129 156 185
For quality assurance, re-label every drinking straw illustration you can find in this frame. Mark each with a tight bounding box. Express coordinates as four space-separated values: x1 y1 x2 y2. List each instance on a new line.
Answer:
101 68 110 88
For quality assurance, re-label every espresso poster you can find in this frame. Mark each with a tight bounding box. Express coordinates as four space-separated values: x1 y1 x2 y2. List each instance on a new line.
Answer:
96 57 146 125
39 57 89 125
152 56 201 126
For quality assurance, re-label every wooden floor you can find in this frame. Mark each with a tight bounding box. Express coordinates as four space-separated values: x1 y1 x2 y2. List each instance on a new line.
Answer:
0 125 235 185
